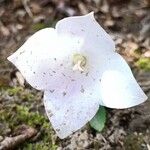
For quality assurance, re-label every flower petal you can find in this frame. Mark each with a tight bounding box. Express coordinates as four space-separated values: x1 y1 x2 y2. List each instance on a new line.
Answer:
43 83 101 139
7 28 73 90
7 26 102 105
7 13 115 97
56 12 115 55
99 53 147 108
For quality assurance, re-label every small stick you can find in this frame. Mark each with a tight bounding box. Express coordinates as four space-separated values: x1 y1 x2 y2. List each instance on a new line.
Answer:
0 126 37 150
22 0 33 18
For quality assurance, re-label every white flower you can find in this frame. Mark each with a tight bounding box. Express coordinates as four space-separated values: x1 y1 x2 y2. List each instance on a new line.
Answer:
7 12 147 139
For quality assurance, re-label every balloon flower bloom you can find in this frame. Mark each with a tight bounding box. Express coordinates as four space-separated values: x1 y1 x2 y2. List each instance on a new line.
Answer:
8 12 147 139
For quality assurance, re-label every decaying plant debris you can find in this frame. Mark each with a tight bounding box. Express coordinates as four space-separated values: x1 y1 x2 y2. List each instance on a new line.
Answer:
0 0 150 149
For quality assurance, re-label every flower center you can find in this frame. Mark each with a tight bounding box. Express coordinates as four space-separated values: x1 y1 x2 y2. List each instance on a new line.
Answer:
72 54 86 72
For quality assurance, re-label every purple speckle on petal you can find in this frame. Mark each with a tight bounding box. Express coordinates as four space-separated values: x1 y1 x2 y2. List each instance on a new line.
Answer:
50 89 55 93
62 92 67 96
80 85 85 93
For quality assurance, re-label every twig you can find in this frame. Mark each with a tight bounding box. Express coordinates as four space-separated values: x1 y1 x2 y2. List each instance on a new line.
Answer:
0 126 37 150
147 144 150 150
22 0 33 18
121 6 150 14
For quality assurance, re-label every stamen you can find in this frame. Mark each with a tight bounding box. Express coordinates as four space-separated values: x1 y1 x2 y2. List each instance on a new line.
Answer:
73 54 86 72
73 60 84 72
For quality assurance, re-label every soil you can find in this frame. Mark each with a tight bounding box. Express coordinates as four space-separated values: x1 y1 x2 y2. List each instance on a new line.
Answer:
0 0 150 149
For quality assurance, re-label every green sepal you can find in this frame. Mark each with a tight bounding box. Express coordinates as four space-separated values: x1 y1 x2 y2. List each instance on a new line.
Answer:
89 106 106 132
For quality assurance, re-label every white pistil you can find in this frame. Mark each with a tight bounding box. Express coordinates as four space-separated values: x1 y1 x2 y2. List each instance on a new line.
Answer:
73 60 84 72
73 54 86 72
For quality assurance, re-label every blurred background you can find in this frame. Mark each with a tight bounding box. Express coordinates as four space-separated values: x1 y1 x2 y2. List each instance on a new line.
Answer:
0 0 150 149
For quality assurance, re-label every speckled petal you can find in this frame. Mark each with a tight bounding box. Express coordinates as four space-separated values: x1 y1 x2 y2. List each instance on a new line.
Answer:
56 12 115 55
7 28 74 90
43 83 101 139
52 13 116 106
99 53 147 108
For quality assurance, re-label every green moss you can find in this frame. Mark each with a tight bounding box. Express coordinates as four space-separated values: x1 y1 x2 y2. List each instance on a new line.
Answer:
0 87 58 149
0 104 58 149
5 87 35 102
136 57 150 71
23 142 57 150
32 23 48 31
7 87 23 95
0 104 44 130
16 105 45 127
31 20 58 32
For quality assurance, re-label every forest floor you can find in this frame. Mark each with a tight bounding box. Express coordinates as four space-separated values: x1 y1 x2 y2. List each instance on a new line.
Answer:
0 0 150 149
